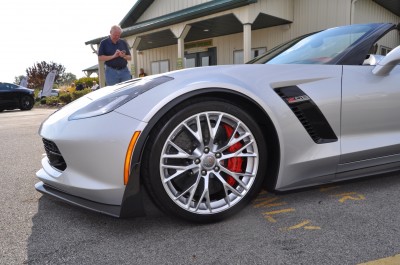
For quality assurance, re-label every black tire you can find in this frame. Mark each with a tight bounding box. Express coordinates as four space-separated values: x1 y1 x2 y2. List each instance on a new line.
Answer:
142 99 267 223
20 95 34 110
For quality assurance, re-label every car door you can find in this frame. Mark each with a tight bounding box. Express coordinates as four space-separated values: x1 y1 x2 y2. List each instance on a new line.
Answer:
0 83 16 107
339 64 400 173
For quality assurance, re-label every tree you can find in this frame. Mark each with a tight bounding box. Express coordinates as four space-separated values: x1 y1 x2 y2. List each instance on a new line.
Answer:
26 61 66 89
14 75 26 85
58 72 77 86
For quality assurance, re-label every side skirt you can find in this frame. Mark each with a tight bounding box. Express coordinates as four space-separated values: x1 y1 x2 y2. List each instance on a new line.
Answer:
336 161 400 181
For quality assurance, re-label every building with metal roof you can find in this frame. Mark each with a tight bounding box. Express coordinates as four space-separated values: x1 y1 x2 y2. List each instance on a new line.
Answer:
85 0 400 87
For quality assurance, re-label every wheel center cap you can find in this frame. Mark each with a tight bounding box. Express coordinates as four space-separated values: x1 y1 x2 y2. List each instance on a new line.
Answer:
202 155 216 169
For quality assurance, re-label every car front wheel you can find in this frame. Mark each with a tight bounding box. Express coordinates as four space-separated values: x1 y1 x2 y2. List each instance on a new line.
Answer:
20 95 34 110
143 99 267 222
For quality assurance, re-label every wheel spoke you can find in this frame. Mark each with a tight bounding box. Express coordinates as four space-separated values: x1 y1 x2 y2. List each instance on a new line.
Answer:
162 163 198 183
183 115 204 149
219 167 253 190
213 172 245 197
226 122 240 143
205 113 223 145
194 175 212 212
217 132 251 153
174 174 202 208
163 140 197 159
221 140 257 159
195 115 205 148
185 181 200 209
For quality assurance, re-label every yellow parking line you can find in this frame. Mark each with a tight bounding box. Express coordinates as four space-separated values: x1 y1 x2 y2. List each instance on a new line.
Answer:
358 254 400 265
262 208 295 223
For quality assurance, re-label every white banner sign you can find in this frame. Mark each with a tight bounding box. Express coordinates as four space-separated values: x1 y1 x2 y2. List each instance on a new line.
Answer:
42 70 57 97
20 76 28 88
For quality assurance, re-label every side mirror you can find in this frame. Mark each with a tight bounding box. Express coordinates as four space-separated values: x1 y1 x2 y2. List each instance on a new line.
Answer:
363 54 385 66
372 45 400 76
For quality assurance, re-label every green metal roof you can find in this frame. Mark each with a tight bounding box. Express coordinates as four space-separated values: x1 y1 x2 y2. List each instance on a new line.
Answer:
119 0 154 28
85 0 257 45
82 64 98 71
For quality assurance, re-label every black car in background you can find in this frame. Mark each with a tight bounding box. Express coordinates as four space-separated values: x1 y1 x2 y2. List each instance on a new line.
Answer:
0 82 35 112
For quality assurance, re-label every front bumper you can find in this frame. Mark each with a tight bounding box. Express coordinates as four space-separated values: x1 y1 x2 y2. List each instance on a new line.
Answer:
35 181 123 217
36 96 148 216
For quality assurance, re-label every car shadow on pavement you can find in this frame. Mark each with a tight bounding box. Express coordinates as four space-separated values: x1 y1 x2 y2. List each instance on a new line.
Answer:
26 172 400 264
26 192 210 264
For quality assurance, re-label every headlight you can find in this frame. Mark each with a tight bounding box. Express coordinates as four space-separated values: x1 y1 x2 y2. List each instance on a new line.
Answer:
68 76 173 120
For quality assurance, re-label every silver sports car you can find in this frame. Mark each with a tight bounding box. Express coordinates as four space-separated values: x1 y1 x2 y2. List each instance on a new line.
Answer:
36 22 400 222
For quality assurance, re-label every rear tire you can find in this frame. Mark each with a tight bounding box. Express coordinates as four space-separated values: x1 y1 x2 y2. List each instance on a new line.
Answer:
142 99 267 223
20 95 34 110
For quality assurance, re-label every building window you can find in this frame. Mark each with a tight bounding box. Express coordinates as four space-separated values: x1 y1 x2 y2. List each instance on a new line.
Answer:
185 57 196 68
379 45 392 56
151 60 169 75
233 47 267 64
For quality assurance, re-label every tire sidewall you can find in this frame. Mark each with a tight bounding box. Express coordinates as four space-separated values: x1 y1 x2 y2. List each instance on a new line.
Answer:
20 96 34 110
144 99 267 223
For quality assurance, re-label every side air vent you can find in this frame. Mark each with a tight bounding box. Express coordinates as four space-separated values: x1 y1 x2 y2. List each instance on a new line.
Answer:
42 138 67 171
275 86 338 144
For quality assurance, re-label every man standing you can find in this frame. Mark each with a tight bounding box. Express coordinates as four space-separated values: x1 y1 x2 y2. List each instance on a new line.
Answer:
98 25 132 86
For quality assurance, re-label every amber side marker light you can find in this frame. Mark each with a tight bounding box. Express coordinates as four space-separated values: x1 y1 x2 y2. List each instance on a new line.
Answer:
124 131 141 185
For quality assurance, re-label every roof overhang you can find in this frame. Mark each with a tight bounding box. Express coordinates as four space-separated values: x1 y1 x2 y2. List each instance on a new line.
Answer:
85 0 257 45
373 0 400 17
134 13 291 51
82 64 99 76
82 64 99 72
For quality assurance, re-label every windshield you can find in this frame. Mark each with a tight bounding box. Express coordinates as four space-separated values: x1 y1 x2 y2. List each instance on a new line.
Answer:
250 24 377 65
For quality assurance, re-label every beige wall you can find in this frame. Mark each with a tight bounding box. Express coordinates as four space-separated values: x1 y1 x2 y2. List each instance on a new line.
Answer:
290 0 350 37
136 45 178 75
138 0 212 22
354 0 400 24
354 0 400 50
212 25 293 65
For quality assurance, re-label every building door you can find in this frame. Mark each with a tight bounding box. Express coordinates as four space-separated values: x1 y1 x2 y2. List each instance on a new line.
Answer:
185 47 217 68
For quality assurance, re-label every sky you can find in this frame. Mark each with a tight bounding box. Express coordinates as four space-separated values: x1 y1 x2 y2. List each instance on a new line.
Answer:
1 0 137 83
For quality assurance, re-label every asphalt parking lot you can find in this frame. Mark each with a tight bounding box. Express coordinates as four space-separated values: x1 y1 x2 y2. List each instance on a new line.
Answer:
1 108 400 265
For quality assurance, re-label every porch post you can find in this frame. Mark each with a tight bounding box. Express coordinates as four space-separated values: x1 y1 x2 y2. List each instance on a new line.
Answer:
177 25 191 70
243 23 252 63
92 43 106 88
131 37 141 78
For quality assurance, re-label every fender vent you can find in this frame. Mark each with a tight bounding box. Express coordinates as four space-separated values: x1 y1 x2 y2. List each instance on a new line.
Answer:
275 86 337 144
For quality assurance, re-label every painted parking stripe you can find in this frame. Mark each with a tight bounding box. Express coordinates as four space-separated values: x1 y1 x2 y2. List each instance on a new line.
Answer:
358 254 400 265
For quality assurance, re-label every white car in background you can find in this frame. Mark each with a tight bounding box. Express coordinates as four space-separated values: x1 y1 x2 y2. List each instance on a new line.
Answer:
38 89 60 98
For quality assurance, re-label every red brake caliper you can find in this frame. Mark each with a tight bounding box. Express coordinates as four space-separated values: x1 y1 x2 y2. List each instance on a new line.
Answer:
222 124 243 187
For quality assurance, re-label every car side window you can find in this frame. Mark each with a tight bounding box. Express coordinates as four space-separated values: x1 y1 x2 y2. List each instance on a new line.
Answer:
0 83 20 91
253 24 376 65
363 29 400 66
0 83 9 90
7 83 18 89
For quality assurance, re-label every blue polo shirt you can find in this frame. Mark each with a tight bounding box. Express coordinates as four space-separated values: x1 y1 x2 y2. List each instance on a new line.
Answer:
98 37 131 69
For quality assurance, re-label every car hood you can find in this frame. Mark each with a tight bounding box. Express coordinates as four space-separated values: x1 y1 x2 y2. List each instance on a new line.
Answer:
115 64 342 122
16 87 34 93
48 64 342 124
